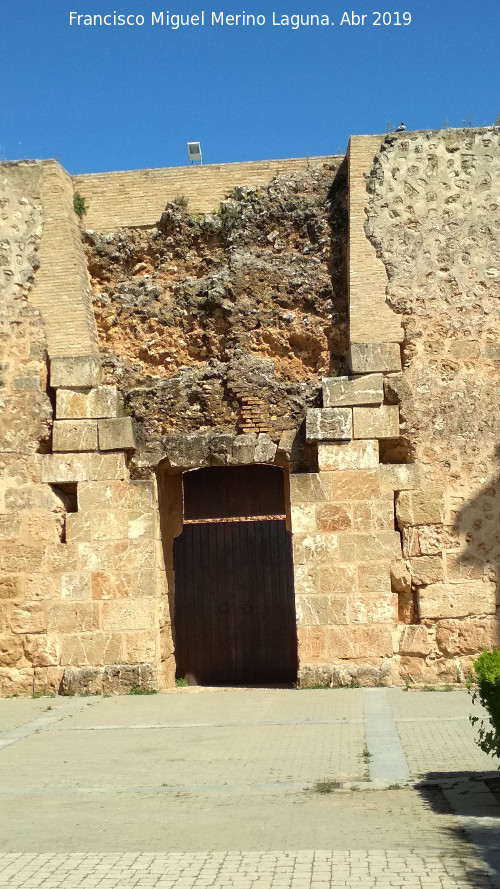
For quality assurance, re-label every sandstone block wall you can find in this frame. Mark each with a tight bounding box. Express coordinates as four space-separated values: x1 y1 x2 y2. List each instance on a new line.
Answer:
72 156 338 230
0 161 174 695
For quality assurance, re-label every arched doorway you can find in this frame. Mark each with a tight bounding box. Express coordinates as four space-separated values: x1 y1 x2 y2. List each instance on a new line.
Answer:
173 464 297 686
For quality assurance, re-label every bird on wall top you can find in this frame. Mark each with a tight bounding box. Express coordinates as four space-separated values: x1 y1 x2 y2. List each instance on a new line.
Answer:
395 122 406 132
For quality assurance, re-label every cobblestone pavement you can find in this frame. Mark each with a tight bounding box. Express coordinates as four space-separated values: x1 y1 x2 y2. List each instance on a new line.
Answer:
0 688 499 888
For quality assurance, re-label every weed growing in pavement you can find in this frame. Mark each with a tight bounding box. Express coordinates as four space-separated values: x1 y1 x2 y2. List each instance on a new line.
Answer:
175 677 189 687
312 780 340 794
128 685 158 695
31 690 56 698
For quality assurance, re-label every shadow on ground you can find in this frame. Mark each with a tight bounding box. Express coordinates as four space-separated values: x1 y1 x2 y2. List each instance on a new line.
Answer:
415 771 500 887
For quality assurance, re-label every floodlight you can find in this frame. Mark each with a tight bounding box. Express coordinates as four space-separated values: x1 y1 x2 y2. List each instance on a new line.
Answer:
187 142 202 164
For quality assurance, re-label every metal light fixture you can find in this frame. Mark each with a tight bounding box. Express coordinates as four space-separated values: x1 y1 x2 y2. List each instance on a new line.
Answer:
186 142 202 164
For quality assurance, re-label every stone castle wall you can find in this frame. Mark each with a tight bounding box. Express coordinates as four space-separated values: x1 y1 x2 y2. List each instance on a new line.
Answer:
72 156 338 230
291 128 500 686
1 133 500 694
0 160 174 695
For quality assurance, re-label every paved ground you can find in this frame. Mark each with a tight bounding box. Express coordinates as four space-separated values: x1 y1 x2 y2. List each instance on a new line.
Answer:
0 687 499 888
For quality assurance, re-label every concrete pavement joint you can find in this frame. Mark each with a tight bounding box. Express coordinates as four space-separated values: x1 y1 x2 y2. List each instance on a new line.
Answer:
0 699 101 751
362 688 410 785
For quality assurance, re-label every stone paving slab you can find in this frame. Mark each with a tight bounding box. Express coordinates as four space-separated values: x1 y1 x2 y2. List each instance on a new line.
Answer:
0 850 494 889
0 688 499 888
386 689 492 777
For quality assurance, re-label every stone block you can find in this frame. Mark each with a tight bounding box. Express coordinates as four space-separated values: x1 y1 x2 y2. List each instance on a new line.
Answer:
316 503 352 532
417 524 459 555
91 572 132 600
78 480 154 511
52 420 98 453
0 544 44 572
436 617 500 656
127 511 155 540
390 560 411 594
445 553 485 582
230 434 257 465
124 632 157 664
349 592 397 624
318 440 379 472
114 540 156 572
40 452 126 483
0 635 23 667
102 599 156 632
291 504 317 534
102 663 157 694
76 541 119 573
339 532 402 562
0 575 23 600
396 491 445 527
358 561 393 593
353 405 400 440
21 512 62 546
91 510 128 541
23 635 59 667
410 555 445 585
65 513 91 542
305 407 352 442
293 563 320 597
59 633 123 667
349 343 401 373
292 533 339 566
296 595 349 626
56 387 122 419
98 417 135 451
419 580 497 619
318 563 357 596
352 500 394 532
50 356 101 389
398 625 432 657
0 515 22 539
328 469 380 501
313 625 394 659
322 374 384 407
289 473 329 504
43 543 80 574
11 603 47 634
379 464 421 495
61 574 91 601
24 574 61 601
254 434 277 463
48 602 101 633
136 572 157 598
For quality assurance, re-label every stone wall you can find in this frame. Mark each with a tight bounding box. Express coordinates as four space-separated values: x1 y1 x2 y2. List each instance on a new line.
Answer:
31 161 98 359
367 127 500 682
0 161 175 695
72 156 338 230
2 129 500 695
0 161 60 694
292 128 500 686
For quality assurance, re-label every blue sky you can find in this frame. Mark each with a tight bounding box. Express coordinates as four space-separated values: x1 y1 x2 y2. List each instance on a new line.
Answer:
2 0 499 173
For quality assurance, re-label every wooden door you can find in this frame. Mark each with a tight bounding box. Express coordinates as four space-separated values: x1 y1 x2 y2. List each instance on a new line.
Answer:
173 466 297 686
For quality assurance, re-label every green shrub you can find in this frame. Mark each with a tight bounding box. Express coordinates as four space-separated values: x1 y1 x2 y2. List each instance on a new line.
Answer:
470 649 500 762
73 192 87 219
